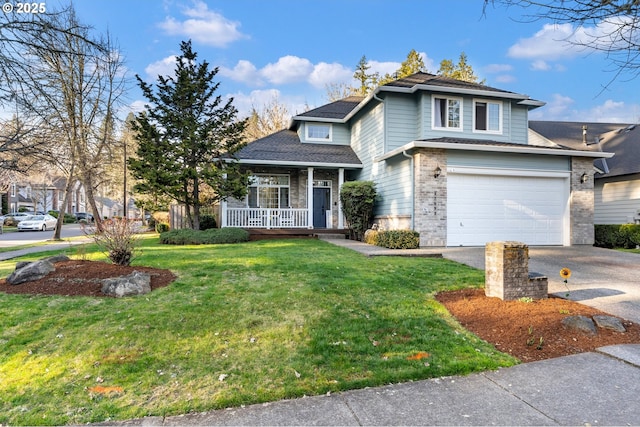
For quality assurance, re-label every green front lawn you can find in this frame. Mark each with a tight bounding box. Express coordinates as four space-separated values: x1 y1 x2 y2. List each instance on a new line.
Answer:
0 237 517 425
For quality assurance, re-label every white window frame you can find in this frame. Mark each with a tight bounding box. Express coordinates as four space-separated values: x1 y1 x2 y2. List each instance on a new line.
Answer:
432 96 463 131
305 123 333 142
247 174 291 209
473 99 503 134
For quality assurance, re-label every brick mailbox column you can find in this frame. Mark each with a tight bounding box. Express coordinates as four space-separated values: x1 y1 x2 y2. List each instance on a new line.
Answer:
485 241 546 301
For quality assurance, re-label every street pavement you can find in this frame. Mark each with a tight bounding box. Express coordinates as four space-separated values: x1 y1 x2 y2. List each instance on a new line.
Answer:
3 237 639 425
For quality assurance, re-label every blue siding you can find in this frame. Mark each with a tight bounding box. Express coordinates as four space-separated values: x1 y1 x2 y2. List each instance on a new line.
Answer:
385 94 418 151
349 102 412 217
448 151 570 171
298 122 351 145
418 93 529 144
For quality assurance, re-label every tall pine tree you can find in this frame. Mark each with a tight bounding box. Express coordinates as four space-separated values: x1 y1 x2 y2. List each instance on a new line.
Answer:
129 40 249 230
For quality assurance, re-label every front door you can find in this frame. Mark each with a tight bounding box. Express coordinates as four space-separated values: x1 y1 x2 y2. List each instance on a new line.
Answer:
313 188 330 228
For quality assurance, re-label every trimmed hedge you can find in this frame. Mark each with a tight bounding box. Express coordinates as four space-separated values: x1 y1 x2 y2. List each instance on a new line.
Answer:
199 214 217 230
160 227 249 245
594 224 640 249
364 229 420 249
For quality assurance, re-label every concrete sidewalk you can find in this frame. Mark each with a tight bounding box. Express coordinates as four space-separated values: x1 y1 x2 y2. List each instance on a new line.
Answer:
110 345 640 426
103 239 640 426
0 238 92 261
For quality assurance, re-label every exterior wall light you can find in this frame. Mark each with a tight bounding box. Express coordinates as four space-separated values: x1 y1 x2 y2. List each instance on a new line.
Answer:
580 172 588 183
434 165 442 179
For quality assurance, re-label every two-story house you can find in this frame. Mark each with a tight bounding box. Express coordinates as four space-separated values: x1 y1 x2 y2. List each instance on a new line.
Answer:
220 72 612 247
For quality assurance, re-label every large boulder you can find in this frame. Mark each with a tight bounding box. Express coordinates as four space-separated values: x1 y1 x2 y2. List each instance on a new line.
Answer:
7 259 56 285
561 315 597 335
101 271 151 297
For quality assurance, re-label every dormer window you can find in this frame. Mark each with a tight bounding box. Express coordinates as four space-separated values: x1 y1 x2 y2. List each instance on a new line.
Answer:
433 96 462 131
306 123 332 141
474 100 502 134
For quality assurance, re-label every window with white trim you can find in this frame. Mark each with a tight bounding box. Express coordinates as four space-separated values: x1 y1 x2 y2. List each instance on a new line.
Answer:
306 124 332 141
10 183 16 197
474 100 502 133
433 96 462 130
247 174 290 208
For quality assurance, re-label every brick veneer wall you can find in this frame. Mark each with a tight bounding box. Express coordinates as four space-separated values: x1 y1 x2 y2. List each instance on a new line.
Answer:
413 148 447 247
485 241 548 300
571 157 595 245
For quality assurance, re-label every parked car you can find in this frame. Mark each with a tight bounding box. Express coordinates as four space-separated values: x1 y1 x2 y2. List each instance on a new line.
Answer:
3 212 34 226
74 212 94 223
17 214 57 231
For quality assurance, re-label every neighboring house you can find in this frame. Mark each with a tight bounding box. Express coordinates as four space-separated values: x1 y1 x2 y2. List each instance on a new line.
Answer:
530 121 639 225
222 72 612 247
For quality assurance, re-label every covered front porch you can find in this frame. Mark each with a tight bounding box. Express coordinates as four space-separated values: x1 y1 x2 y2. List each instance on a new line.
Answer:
220 167 349 230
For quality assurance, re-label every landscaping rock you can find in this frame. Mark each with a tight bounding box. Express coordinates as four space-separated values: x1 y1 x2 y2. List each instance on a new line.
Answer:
44 254 71 264
101 271 151 297
7 259 55 285
593 315 627 333
561 315 597 335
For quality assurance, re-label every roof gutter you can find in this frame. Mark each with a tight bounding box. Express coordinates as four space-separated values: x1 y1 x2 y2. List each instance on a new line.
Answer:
236 159 363 169
375 140 615 163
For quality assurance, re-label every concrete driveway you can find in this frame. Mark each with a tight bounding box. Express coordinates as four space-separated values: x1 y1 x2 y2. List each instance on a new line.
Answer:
442 245 640 324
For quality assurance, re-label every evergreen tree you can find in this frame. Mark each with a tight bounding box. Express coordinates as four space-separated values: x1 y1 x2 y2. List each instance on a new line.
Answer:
353 55 377 96
129 40 249 230
437 52 485 84
377 49 429 86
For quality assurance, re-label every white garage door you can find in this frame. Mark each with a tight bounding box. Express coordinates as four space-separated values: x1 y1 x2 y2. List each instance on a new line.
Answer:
447 172 567 246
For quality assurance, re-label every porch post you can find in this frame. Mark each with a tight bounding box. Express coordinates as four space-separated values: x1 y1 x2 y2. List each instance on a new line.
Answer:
220 199 227 227
338 168 344 229
307 167 314 228
220 173 228 227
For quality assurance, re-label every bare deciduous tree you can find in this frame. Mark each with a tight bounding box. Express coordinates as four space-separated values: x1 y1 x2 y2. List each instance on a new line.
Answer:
14 7 126 237
484 0 640 82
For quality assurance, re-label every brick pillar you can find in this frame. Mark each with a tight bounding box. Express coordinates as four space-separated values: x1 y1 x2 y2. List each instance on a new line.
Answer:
485 241 530 301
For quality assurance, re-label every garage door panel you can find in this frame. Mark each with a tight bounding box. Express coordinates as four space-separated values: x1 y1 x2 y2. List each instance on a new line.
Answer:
447 174 566 246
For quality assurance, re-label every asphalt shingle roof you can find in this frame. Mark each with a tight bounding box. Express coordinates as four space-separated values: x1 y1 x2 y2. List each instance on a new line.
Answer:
236 129 362 167
295 96 365 120
417 136 569 151
383 72 519 96
530 121 638 177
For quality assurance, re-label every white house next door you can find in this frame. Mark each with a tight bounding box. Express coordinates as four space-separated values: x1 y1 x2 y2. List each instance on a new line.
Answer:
447 171 568 246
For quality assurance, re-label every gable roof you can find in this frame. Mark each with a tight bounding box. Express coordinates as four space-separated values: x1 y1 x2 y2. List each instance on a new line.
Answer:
530 121 638 178
296 96 365 121
235 129 362 169
293 72 545 125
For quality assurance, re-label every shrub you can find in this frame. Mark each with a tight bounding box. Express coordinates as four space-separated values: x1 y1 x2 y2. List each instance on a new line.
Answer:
594 224 640 248
159 227 249 245
375 230 420 249
619 224 640 248
156 222 170 233
364 229 379 245
340 181 377 241
91 219 140 266
199 214 217 230
63 213 76 224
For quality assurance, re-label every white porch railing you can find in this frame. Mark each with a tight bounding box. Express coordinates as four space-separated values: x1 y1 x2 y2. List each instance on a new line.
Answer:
226 208 309 229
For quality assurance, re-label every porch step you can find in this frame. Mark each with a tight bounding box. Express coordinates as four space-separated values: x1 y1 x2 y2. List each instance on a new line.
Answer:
316 233 347 240
246 228 349 241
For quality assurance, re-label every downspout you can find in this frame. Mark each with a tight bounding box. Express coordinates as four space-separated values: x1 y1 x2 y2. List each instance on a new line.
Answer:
402 150 415 230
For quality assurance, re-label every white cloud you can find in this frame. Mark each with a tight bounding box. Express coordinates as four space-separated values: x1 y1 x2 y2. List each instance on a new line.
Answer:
158 0 248 48
531 60 550 71
368 60 400 77
144 55 177 79
219 60 262 85
261 55 314 85
228 89 308 119
531 94 640 122
129 100 148 113
508 23 581 60
484 63 513 73
308 62 352 88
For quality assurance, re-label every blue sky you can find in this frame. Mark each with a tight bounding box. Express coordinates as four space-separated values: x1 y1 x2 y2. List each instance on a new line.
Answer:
68 0 640 123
